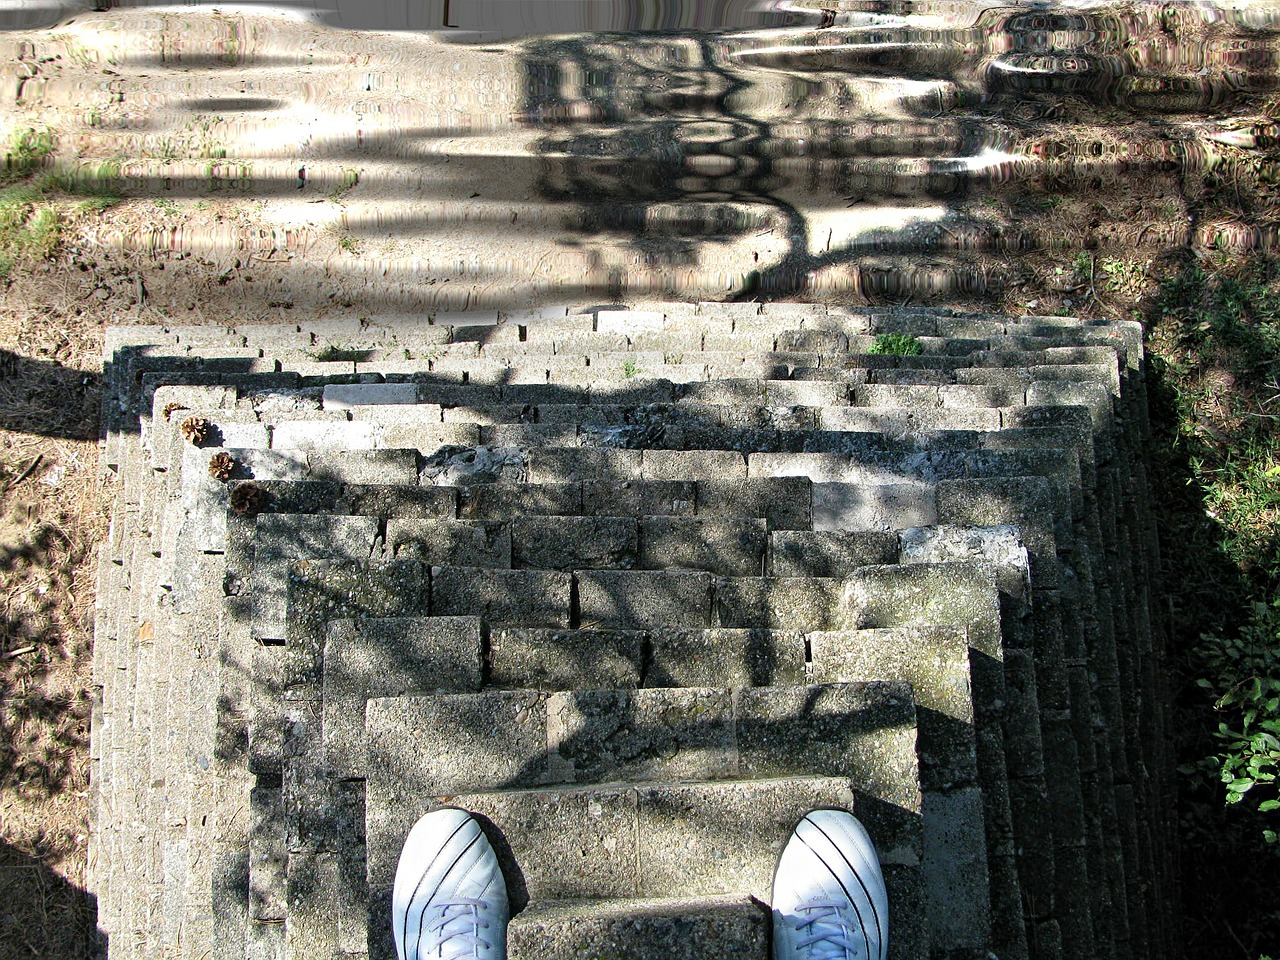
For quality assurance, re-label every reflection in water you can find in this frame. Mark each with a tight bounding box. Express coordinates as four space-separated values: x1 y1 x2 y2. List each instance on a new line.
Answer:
3 2 1280 307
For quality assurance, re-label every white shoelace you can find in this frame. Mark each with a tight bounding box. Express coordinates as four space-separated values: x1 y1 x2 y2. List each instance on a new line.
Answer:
421 897 493 960
793 900 862 960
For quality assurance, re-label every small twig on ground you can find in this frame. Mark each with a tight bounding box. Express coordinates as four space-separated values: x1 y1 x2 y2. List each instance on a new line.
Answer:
5 646 37 659
12 455 43 487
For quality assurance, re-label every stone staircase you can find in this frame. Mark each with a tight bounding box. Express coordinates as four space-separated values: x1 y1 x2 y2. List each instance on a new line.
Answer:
89 302 1176 960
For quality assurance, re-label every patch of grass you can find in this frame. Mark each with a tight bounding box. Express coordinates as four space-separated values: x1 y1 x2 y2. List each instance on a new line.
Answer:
1 128 54 184
0 185 61 279
621 357 641 378
0 130 129 278
1146 252 1280 951
337 234 361 255
1193 442 1280 581
1139 247 1280 959
868 333 923 356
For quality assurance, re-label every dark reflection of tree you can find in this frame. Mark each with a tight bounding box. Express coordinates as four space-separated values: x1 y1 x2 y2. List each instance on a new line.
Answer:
513 9 1280 301
518 30 987 300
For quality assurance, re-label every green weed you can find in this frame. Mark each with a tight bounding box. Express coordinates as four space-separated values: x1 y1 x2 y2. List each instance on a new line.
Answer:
621 357 642 378
0 128 130 276
337 234 361 255
868 333 923 356
1192 600 1280 842
2 128 54 184
328 168 361 201
0 185 60 278
1100 257 1149 300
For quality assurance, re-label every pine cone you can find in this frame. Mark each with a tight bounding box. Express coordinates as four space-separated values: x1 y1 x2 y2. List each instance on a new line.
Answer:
207 452 236 482
229 482 269 517
180 416 211 445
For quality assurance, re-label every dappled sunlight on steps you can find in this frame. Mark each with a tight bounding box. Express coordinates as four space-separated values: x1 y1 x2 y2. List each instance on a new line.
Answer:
91 302 1173 960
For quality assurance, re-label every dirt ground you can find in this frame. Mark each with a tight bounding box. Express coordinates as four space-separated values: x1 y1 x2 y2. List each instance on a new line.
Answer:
2 3 1280 957
1 273 106 959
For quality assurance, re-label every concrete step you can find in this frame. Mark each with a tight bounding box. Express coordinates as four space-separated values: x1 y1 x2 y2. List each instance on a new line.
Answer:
840 563 1028 960
366 680 916 804
367 773 922 960
321 617 483 779
91 304 1169 960
488 626 801 691
248 558 430 777
361 682 918 959
505 896 770 960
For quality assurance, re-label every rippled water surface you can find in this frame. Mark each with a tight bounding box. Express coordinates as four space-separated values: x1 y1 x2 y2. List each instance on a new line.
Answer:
5 0 1280 311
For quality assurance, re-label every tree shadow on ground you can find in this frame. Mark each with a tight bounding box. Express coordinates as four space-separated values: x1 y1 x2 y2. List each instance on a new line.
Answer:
0 838 104 960
0 350 101 442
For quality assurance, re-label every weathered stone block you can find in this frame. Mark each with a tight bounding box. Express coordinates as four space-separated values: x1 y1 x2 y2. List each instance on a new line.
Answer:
366 691 550 805
639 517 766 577
768 530 898 577
694 477 811 530
550 688 736 784
811 482 937 533
489 628 644 690
512 516 639 570
508 896 769 960
389 519 512 568
714 577 845 632
323 617 483 777
581 480 696 517
645 629 804 689
735 682 920 815
454 786 639 903
284 559 429 687
808 627 977 790
430 567 572 627
636 778 856 900
322 383 419 410
577 570 713 629
641 449 746 481
458 483 582 519
254 514 378 641
273 420 377 451
285 852 338 959
309 448 419 485
336 483 456 519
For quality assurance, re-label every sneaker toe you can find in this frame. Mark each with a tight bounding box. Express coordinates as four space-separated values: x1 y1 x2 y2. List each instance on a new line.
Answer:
392 808 509 960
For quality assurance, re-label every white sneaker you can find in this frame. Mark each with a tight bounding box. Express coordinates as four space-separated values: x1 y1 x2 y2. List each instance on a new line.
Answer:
772 809 889 960
392 808 509 960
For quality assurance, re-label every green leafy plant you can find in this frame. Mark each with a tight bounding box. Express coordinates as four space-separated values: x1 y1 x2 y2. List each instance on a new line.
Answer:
1100 257 1149 300
868 333 923 356
1198 600 1280 841
621 357 641 378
